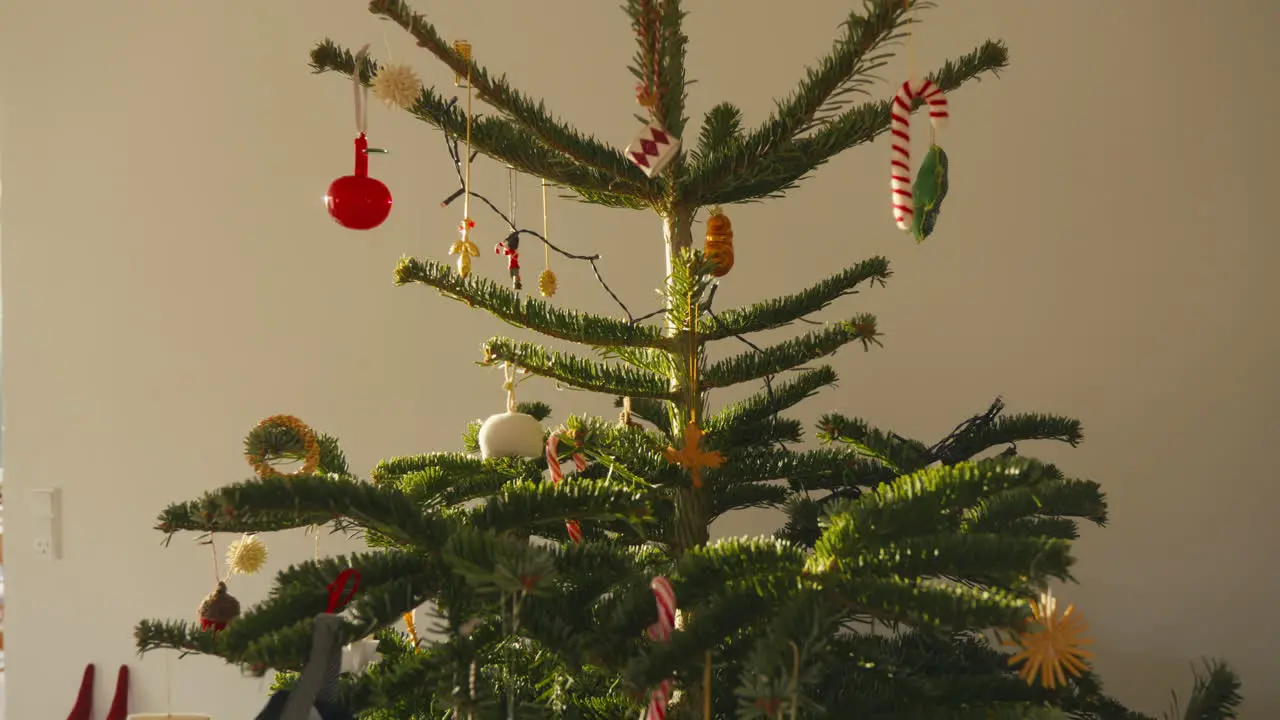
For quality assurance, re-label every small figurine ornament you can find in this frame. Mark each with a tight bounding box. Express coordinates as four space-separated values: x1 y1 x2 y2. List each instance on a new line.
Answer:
451 219 480 278
496 232 523 291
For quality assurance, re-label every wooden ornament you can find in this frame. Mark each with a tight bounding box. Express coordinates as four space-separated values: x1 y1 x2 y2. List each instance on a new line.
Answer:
704 208 734 277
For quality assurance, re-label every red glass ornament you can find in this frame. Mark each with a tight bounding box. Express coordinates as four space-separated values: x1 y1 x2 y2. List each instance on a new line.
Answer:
325 133 392 230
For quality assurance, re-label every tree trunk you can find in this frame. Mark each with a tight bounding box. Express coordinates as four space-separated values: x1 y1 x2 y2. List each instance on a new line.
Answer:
663 204 711 558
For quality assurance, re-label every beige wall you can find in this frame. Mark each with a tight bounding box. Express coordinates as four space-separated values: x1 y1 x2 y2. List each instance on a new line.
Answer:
2 0 1276 717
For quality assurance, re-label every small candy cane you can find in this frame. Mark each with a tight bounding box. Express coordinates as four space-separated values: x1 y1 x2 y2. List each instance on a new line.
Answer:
645 576 677 720
546 434 584 543
889 78 949 231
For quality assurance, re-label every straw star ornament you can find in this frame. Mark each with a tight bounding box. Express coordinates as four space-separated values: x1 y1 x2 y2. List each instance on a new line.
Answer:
1005 590 1095 688
663 420 723 489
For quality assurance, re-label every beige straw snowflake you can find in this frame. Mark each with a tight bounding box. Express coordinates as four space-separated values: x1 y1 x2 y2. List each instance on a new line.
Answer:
372 64 420 110
225 533 269 575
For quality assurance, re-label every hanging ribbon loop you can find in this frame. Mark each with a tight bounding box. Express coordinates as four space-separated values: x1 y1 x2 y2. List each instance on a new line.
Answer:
352 44 371 135
326 568 361 613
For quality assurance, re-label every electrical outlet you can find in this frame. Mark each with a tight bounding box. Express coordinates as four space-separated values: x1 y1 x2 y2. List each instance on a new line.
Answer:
29 488 62 561
33 536 54 559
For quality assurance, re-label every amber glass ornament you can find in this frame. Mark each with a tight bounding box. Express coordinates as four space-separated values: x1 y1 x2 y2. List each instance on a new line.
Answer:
704 207 734 277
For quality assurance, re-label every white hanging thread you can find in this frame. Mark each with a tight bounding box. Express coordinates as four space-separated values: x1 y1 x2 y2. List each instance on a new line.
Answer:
353 44 371 135
508 167 518 225
503 363 518 413
165 652 172 716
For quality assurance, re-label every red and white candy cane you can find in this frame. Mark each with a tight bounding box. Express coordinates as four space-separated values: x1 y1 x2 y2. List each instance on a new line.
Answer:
645 576 677 720
546 434 584 543
890 78 949 231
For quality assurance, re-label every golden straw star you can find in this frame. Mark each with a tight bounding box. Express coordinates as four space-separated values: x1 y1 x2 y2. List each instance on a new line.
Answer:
1004 590 1095 689
663 420 724 488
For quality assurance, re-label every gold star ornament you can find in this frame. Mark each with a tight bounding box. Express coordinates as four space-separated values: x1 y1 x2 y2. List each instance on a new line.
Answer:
1005 591 1095 688
663 420 724 488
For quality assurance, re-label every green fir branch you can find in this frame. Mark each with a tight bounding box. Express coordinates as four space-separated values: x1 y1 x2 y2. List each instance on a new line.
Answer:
154 475 451 548
692 41 1009 205
460 478 659 536
998 517 1082 541
395 258 666 349
560 414 675 481
710 483 793 519
482 337 674 399
1166 660 1242 720
705 366 839 433
702 317 878 389
756 0 916 140
938 412 1085 464
777 495 826 547
372 452 542 508
834 575 1030 630
814 630 1089 719
814 458 1066 556
707 446 888 492
605 345 681 378
848 533 1075 586
656 0 690 140
625 0 690 141
366 0 653 195
322 637 463 718
682 0 912 202
818 412 931 474
137 551 432 670
373 452 525 485
308 41 646 208
709 416 805 452
702 258 890 339
693 103 745 162
134 619 223 658
961 478 1108 533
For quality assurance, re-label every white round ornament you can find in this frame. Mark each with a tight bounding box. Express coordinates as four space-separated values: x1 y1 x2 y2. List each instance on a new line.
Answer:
478 412 543 459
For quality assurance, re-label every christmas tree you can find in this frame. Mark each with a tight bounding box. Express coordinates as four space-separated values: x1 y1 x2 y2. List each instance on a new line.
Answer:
135 1 1243 718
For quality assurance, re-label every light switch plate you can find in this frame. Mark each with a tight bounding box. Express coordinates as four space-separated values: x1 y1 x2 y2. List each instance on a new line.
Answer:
29 488 58 518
